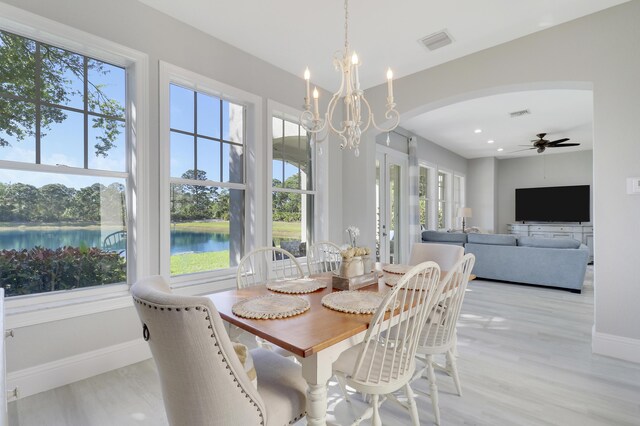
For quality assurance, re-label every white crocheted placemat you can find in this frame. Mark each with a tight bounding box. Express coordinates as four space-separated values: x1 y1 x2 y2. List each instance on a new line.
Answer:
267 277 327 294
383 273 403 287
232 294 310 319
382 264 413 275
321 291 399 314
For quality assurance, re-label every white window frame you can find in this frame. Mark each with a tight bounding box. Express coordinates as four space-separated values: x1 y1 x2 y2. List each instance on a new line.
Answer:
267 101 319 263
0 3 149 327
159 62 262 288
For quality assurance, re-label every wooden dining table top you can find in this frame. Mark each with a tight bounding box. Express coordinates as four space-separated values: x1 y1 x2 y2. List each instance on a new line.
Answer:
207 273 388 358
207 266 475 359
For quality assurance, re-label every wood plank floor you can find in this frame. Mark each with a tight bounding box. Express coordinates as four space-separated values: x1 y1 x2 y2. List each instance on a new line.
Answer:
9 267 640 425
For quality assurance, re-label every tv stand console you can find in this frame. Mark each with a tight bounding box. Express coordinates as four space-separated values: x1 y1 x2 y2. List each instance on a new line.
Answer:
507 223 594 263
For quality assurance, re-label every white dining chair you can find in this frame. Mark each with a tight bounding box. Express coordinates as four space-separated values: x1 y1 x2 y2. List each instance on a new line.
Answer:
131 275 307 426
236 247 304 354
306 241 342 275
332 261 443 426
414 253 476 425
236 247 304 289
408 242 464 272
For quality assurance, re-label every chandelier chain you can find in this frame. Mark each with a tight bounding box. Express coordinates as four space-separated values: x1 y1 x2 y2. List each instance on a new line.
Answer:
344 0 349 52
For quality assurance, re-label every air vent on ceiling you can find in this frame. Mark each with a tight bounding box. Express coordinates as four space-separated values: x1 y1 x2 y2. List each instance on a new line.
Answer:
509 109 531 118
419 30 453 51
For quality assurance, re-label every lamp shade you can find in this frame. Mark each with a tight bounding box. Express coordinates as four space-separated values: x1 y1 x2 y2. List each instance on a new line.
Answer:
457 207 472 218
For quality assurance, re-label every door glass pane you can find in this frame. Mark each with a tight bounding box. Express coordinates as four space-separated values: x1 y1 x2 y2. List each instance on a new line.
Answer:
375 159 381 262
419 167 427 229
389 164 401 264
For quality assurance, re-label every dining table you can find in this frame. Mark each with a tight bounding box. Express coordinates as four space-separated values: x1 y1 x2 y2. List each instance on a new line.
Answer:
206 266 474 426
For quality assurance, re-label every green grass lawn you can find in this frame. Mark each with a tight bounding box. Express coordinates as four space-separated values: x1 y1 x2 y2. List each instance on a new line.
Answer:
171 250 230 275
172 220 301 239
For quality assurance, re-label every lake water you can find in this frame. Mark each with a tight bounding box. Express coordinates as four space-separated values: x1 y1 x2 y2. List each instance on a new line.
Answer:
0 228 231 255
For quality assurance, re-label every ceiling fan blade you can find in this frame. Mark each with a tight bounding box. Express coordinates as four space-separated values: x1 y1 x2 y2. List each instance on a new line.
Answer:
547 138 570 146
547 143 580 148
510 148 537 153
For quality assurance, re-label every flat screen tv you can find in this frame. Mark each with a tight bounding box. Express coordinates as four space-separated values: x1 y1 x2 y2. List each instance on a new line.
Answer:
515 185 590 222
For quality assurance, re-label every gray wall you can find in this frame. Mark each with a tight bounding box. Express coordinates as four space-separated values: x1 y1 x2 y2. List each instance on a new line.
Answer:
415 136 468 176
346 1 640 351
2 0 343 374
467 157 498 233
497 150 593 233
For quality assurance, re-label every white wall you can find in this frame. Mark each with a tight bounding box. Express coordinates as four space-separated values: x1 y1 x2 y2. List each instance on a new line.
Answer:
0 0 344 395
346 1 640 361
497 150 593 233
467 157 498 233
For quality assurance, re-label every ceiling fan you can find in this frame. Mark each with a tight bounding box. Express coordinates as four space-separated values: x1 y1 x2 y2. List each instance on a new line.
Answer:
522 133 581 153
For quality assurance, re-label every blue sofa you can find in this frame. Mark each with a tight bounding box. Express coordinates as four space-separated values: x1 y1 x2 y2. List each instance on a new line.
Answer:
421 231 589 292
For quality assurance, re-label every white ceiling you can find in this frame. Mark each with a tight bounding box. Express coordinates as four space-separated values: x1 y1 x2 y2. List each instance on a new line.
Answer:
403 90 594 159
139 0 617 159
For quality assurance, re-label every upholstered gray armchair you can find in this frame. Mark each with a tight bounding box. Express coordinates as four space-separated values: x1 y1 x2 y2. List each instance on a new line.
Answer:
131 276 307 426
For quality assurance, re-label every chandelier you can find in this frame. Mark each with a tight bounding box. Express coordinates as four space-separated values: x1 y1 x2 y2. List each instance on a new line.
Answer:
300 0 400 156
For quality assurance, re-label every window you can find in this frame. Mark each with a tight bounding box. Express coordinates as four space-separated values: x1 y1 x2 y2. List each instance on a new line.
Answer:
168 83 245 276
419 166 433 229
437 171 447 229
452 175 465 228
0 30 129 297
271 115 314 257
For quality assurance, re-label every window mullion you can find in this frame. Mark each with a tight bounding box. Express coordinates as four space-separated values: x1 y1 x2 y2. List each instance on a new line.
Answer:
83 56 89 169
219 98 223 182
193 91 198 177
34 42 42 165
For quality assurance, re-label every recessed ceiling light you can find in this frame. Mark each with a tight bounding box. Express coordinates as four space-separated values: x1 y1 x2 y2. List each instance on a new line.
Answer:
497 148 504 152
487 140 495 144
474 129 482 134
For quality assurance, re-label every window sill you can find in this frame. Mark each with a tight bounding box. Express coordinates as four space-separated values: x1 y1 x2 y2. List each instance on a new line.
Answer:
6 286 133 329
4 272 240 329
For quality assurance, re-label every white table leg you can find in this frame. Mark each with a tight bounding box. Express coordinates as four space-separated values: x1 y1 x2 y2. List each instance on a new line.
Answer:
301 351 334 426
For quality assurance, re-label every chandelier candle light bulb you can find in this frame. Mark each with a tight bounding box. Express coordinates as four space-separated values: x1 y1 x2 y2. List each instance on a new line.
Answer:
304 67 311 104
313 87 319 120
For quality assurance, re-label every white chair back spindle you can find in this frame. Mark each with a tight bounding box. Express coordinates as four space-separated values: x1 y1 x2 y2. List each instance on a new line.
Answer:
236 247 304 289
419 253 475 352
349 261 442 393
306 241 342 275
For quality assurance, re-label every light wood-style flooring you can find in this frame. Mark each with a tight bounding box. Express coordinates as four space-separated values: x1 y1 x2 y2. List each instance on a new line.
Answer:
9 267 640 425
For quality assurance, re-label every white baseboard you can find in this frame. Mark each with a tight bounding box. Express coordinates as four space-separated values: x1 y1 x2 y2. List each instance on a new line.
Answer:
7 339 151 400
592 328 640 364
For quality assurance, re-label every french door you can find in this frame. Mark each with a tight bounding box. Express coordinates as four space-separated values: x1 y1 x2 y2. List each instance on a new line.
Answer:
376 149 408 264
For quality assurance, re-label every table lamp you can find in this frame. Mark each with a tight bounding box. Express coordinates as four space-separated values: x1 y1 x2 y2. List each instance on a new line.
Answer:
457 207 472 233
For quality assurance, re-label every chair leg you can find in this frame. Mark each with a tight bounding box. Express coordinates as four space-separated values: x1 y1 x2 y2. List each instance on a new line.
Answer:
426 355 441 425
371 394 381 426
446 349 462 396
335 373 351 403
404 383 420 426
